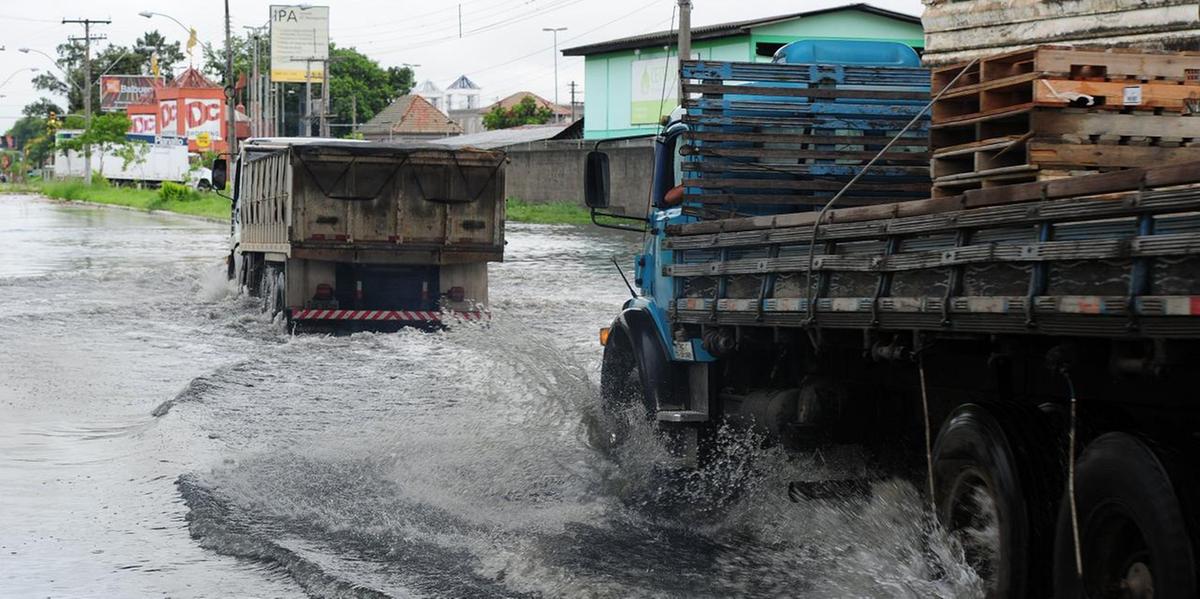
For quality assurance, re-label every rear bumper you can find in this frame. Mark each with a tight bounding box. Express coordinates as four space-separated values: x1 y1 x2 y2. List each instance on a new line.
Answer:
289 309 487 322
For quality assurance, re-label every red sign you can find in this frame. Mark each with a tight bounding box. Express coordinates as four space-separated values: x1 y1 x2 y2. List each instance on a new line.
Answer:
183 98 222 140
159 100 178 134
129 113 158 135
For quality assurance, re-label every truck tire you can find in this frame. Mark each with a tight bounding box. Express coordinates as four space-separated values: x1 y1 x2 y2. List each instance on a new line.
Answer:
1053 432 1197 599
598 330 654 451
933 403 1060 598
260 264 285 317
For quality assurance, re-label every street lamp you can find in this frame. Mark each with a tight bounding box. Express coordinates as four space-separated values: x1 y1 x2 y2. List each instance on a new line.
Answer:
542 27 567 105
138 10 191 36
139 10 198 66
0 67 40 89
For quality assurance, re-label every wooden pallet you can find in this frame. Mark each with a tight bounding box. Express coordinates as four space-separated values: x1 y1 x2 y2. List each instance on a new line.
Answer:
680 59 931 208
930 46 1200 195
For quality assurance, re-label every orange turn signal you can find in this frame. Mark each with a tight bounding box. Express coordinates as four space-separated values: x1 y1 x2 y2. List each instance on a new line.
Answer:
599 327 610 346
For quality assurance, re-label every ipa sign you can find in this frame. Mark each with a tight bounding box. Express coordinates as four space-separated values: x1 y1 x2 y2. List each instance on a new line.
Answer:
270 5 329 83
630 57 679 125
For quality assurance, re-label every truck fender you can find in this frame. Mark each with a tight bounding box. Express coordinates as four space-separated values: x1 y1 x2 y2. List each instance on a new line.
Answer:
609 307 677 411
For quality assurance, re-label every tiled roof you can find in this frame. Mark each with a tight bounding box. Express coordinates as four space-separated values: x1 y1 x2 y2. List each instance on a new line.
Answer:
360 95 463 136
173 67 219 89
486 92 572 117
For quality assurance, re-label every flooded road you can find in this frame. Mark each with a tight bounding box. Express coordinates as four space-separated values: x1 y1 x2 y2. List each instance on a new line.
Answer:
0 195 980 598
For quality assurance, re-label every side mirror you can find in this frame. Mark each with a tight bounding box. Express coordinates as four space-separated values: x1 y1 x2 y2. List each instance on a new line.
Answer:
584 151 610 209
211 158 228 191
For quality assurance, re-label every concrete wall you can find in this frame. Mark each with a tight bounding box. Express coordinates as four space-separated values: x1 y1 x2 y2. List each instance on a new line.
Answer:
502 138 654 217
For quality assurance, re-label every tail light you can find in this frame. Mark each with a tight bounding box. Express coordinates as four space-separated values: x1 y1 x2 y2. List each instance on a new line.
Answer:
313 283 334 301
448 286 466 302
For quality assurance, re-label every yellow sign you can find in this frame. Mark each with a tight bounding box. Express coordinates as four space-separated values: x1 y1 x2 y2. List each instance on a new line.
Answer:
270 5 330 83
196 132 212 149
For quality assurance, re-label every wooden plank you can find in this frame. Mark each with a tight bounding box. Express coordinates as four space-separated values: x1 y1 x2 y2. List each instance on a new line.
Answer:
1027 141 1199 168
934 164 1039 183
683 194 921 207
1033 79 1200 111
1030 110 1200 139
939 71 1044 99
932 103 1036 128
683 83 929 102
671 159 1200 236
682 162 931 176
693 147 930 163
933 135 1025 158
688 131 926 147
1034 47 1200 81
689 178 930 193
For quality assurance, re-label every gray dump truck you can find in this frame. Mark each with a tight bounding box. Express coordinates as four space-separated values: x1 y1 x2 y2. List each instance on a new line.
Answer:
214 139 505 326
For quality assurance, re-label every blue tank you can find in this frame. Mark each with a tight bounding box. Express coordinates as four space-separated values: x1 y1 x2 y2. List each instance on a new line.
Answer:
772 39 921 67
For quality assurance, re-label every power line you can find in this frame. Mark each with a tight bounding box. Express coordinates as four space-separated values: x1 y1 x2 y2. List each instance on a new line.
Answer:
334 0 500 33
460 6 668 79
357 0 588 57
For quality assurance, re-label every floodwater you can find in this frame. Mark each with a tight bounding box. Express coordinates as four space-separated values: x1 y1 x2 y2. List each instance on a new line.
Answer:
0 195 982 598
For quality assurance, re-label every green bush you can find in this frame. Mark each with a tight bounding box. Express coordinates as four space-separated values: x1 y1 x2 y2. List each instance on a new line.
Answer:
41 180 90 201
159 181 199 203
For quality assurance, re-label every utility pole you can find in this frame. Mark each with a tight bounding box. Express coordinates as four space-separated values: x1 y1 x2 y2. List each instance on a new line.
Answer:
351 95 357 134
678 0 692 100
542 27 567 105
458 4 462 38
320 58 330 137
243 26 267 137
225 0 238 159
568 80 578 122
304 60 313 137
63 17 109 185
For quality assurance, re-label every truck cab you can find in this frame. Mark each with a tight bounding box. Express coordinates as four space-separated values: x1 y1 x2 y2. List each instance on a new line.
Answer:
587 39 929 418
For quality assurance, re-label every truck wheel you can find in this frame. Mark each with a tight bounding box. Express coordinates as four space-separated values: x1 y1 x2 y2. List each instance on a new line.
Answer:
1053 432 1196 599
933 403 1059 598
598 331 654 450
260 264 285 316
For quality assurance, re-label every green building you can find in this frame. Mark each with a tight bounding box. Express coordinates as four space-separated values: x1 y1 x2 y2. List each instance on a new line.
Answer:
561 3 924 140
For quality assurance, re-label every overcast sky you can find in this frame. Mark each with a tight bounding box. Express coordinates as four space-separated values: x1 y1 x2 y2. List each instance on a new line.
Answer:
0 0 925 130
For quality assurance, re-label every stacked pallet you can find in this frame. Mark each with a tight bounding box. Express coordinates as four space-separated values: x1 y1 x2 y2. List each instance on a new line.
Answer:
680 59 931 209
929 46 1200 197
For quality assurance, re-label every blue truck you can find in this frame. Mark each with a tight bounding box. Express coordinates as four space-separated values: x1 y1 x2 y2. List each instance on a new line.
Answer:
585 40 1200 598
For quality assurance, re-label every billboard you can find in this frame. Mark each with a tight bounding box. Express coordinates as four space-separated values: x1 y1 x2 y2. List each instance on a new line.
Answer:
270 5 329 83
183 98 223 140
630 57 679 125
100 76 159 111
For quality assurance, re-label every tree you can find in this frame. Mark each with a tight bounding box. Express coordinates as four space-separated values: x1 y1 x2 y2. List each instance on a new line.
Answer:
22 98 63 119
327 45 414 135
31 30 186 114
483 96 554 130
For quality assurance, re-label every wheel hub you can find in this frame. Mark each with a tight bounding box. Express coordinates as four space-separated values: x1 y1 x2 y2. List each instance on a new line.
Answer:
1120 561 1154 599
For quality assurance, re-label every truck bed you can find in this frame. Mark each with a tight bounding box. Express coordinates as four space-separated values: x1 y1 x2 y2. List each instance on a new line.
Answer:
664 160 1200 339
237 142 506 265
